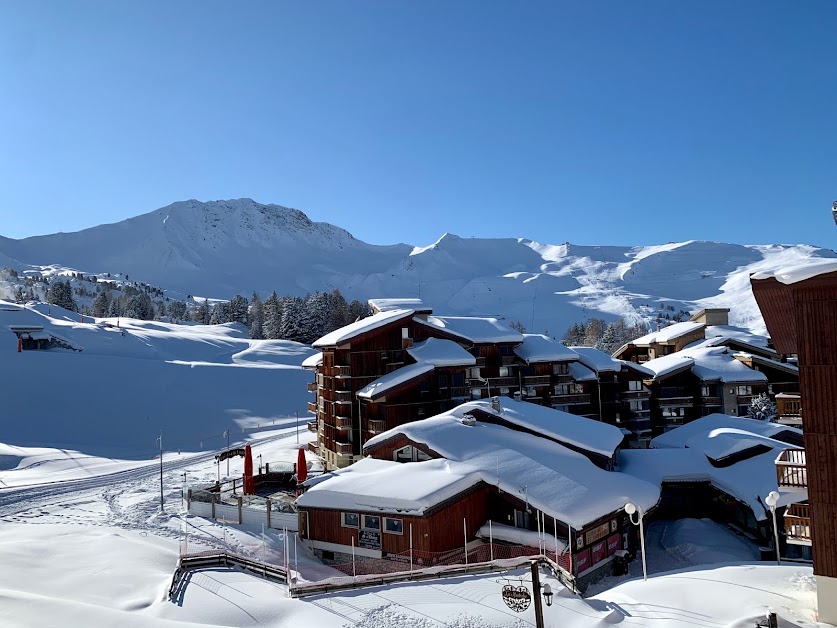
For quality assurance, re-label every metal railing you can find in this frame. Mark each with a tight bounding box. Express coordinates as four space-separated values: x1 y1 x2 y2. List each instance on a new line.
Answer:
776 449 807 489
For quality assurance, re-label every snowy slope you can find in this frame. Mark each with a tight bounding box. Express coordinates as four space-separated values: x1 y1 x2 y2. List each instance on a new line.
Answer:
0 301 316 459
1 199 835 336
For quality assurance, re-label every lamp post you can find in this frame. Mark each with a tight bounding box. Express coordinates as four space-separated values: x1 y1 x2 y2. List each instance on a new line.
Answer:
625 502 647 581
223 430 230 478
765 491 781 565
530 560 554 628
157 432 164 512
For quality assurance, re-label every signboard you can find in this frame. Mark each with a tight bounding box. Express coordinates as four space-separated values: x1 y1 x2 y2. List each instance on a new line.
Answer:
216 448 246 462
574 548 591 573
591 540 607 566
358 530 381 550
607 533 621 555
501 585 531 612
585 521 611 546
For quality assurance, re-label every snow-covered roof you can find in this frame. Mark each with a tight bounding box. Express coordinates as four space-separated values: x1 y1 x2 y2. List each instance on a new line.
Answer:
420 315 523 344
514 334 578 364
643 346 769 383
568 361 597 382
312 309 413 348
407 338 476 367
301 351 323 369
476 522 567 553
356 362 435 400
650 414 800 449
688 347 768 383
572 347 654 377
368 298 431 314
703 325 772 350
297 457 480 515
751 259 837 285
355 399 658 528
641 354 694 380
733 352 799 376
622 415 804 521
628 322 705 346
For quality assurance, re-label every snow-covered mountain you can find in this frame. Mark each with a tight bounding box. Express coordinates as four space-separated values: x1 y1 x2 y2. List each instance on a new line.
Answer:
1 198 834 335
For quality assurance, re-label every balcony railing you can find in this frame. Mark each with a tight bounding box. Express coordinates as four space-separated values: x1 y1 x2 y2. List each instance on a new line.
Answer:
737 395 754 405
307 401 318 414
307 381 317 393
335 442 353 456
524 375 551 386
487 377 518 387
334 390 353 404
307 420 318 433
367 419 387 434
334 365 351 378
335 416 352 430
701 396 722 406
501 355 517 366
785 503 812 546
658 396 694 407
334 405 352 420
307 441 319 453
550 393 590 405
776 449 807 489
450 386 470 398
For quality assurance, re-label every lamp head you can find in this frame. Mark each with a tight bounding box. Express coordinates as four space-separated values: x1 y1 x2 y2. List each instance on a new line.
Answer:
624 502 637 515
542 583 553 606
765 491 780 508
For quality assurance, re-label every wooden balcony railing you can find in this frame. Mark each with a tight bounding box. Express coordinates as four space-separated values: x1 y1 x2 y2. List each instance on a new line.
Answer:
335 442 353 456
776 449 807 489
307 401 318 414
334 405 352 420
307 441 319 453
501 356 517 365
524 375 551 386
367 419 387 434
658 396 694 407
334 365 351 378
333 390 353 403
307 420 318 433
488 377 518 387
335 416 352 430
307 381 317 393
785 503 812 545
701 396 722 406
737 395 754 405
450 386 470 398
551 393 590 406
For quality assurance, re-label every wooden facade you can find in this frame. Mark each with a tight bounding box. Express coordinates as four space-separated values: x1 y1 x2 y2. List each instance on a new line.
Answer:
751 271 837 589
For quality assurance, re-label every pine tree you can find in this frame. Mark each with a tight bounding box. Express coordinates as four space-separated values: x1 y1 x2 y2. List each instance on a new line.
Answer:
92 291 110 317
46 279 78 312
596 323 619 354
326 289 348 332
262 292 282 339
209 301 230 325
124 293 154 320
748 393 778 421
168 300 187 322
228 294 249 325
249 292 264 339
280 296 306 342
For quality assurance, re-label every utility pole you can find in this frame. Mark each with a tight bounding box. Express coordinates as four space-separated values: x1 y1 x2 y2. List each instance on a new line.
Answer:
157 431 164 512
224 430 230 477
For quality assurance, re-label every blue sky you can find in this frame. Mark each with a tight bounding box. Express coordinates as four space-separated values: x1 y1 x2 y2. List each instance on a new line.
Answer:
1 1 835 247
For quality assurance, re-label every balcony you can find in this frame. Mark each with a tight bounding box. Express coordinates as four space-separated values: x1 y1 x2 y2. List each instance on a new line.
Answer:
785 503 812 546
776 449 807 489
334 405 352 420
487 377 518 387
658 396 694 407
334 365 351 378
367 419 387 434
501 356 517 366
335 416 352 430
450 386 470 399
551 393 590 406
737 395 754 405
776 394 802 426
524 375 551 386
307 420 318 433
622 388 649 397
334 390 353 404
307 441 319 454
307 401 318 414
335 442 353 456
307 381 317 393
701 396 722 406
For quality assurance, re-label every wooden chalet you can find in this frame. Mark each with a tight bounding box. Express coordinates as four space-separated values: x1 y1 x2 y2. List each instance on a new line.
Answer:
513 334 591 414
613 321 706 363
297 400 660 588
751 262 837 623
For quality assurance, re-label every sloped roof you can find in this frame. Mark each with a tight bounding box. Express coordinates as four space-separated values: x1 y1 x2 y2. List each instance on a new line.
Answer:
421 315 523 344
341 400 660 527
407 338 476 367
312 309 414 348
572 346 654 377
628 322 705 346
514 334 578 364
301 352 323 369
356 362 435 400
369 298 431 314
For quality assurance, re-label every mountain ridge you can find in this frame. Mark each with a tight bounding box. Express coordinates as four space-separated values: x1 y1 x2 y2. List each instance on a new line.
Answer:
1 198 834 336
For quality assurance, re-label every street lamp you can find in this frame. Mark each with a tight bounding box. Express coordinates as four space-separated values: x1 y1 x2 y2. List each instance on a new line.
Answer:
529 560 554 628
625 502 647 581
765 491 781 565
541 583 553 606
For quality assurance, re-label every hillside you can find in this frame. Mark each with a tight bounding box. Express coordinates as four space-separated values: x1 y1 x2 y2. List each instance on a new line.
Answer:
0 300 315 459
1 198 835 335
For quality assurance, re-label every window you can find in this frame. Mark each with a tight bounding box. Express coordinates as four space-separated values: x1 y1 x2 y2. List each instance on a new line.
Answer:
363 515 380 530
468 367 481 379
555 383 583 395
416 450 431 461
342 512 359 528
628 380 642 391
629 400 645 411
737 385 752 396
498 366 510 377
384 518 404 535
394 445 413 463
438 374 448 389
701 386 711 397
470 387 483 399
402 327 409 339
553 363 569 376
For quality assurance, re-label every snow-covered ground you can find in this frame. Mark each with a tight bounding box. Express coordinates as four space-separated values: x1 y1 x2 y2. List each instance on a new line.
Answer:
0 427 825 627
